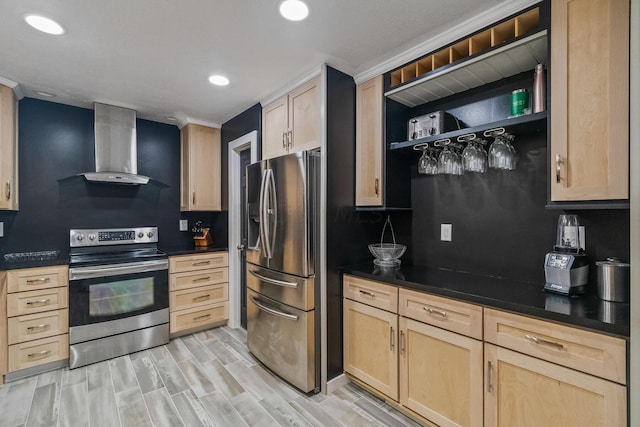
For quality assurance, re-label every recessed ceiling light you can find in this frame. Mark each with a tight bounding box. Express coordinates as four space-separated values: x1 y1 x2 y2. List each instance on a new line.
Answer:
208 75 230 86
24 14 65 35
165 116 177 122
35 90 55 97
279 0 309 21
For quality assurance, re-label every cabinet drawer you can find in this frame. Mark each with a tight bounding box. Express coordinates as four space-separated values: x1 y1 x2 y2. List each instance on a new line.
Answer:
169 253 228 273
170 267 228 291
6 266 68 293
343 275 398 313
7 287 68 317
484 308 626 384
170 302 228 334
7 309 69 345
170 283 228 311
8 334 69 372
399 288 483 340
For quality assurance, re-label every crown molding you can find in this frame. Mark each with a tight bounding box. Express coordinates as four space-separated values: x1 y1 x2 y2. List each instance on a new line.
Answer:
179 117 221 130
260 65 322 107
0 75 24 99
354 0 541 84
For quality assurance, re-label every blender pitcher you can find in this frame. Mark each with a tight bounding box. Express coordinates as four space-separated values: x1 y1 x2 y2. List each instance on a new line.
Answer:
556 214 580 251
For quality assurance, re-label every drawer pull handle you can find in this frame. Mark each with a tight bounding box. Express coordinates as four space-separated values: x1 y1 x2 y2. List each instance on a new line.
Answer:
359 290 375 298
525 334 565 350
28 350 51 359
193 294 211 302
26 277 51 284
193 261 211 266
424 307 447 318
27 324 50 332
193 276 211 283
193 314 212 321
26 299 51 306
486 361 493 392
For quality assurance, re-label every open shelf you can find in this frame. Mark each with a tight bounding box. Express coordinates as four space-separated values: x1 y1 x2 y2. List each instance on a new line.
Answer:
390 111 547 151
385 30 547 108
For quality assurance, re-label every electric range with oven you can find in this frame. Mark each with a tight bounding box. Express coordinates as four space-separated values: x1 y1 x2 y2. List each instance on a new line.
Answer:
68 227 169 368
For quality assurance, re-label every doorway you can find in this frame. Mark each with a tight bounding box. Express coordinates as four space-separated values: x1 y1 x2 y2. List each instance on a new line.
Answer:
228 131 258 329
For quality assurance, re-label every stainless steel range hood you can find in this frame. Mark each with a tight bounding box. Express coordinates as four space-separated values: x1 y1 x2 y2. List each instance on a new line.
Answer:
80 103 150 185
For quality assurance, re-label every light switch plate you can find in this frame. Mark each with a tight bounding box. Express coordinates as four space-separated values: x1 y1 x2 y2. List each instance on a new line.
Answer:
0 222 3 237
441 223 452 241
179 219 188 231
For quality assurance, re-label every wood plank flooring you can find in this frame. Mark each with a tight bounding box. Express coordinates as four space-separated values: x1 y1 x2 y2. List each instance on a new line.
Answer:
0 327 425 427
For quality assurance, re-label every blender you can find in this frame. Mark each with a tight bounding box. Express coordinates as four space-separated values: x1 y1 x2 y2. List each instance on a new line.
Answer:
544 214 589 295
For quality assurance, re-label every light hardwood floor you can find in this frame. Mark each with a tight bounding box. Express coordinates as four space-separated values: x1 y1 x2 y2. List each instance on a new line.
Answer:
0 326 424 427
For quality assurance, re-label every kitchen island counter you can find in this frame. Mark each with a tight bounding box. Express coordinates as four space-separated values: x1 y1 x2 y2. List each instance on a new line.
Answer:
341 263 629 337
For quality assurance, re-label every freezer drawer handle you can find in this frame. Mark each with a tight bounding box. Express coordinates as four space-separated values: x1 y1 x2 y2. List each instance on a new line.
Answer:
250 296 299 321
249 270 298 288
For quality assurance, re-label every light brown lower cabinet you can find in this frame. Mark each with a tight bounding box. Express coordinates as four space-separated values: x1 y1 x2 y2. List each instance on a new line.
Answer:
400 317 483 427
343 298 398 400
169 252 229 336
343 274 628 427
484 343 626 426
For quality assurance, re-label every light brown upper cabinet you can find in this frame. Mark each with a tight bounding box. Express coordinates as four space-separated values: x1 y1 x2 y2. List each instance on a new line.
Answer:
550 0 629 201
355 76 383 207
180 124 221 211
0 84 18 211
262 76 320 160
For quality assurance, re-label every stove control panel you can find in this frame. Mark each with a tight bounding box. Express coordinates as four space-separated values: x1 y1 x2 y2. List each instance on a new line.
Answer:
70 227 158 247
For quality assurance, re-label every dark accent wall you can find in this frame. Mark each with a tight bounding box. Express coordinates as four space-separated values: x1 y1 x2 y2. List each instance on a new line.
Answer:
325 66 414 379
0 98 219 255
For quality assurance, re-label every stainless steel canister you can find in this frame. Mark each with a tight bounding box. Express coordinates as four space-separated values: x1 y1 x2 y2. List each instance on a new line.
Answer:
596 258 630 302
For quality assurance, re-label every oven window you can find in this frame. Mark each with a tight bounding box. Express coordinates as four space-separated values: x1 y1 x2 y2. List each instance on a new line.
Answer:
89 277 154 316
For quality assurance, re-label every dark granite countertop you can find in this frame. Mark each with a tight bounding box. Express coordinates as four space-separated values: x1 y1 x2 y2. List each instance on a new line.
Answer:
160 246 228 257
0 251 70 271
342 263 630 338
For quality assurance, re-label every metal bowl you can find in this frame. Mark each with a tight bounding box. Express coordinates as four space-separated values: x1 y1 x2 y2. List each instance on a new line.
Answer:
368 243 406 266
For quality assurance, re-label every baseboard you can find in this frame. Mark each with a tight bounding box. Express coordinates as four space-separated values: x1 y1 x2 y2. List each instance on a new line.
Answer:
326 373 350 394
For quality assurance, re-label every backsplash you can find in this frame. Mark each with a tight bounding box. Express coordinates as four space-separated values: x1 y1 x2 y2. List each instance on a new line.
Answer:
408 131 630 285
0 98 225 256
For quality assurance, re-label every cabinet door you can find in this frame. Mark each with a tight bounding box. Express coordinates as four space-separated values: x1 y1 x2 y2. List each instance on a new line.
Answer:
343 298 398 400
0 84 18 210
288 76 320 153
262 95 289 160
550 0 629 201
484 343 626 427
355 76 383 206
400 317 483 427
180 124 221 211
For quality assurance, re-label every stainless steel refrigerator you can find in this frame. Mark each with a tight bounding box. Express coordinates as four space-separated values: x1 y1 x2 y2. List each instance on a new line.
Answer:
245 150 320 393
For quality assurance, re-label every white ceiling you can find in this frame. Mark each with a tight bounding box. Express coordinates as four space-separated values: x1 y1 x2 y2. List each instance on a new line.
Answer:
0 0 529 128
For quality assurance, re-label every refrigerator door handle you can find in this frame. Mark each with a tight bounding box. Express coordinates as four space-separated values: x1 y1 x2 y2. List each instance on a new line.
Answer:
248 269 299 288
258 169 270 259
266 168 278 259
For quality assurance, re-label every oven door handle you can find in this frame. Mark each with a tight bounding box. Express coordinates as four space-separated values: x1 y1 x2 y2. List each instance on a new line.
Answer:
69 259 168 280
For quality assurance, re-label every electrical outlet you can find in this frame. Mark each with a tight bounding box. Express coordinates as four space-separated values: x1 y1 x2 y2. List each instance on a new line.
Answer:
0 222 3 237
441 223 452 241
179 219 188 231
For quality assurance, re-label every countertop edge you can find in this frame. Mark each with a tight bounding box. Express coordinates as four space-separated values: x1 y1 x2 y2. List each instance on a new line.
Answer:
342 265 630 338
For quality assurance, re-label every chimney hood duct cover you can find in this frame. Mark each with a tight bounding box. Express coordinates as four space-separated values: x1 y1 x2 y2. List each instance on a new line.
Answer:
81 103 150 185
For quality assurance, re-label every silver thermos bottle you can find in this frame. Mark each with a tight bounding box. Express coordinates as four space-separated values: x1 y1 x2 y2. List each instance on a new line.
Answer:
532 63 545 113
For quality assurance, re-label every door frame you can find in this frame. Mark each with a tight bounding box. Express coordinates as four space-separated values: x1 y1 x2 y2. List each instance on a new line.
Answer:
228 130 258 329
